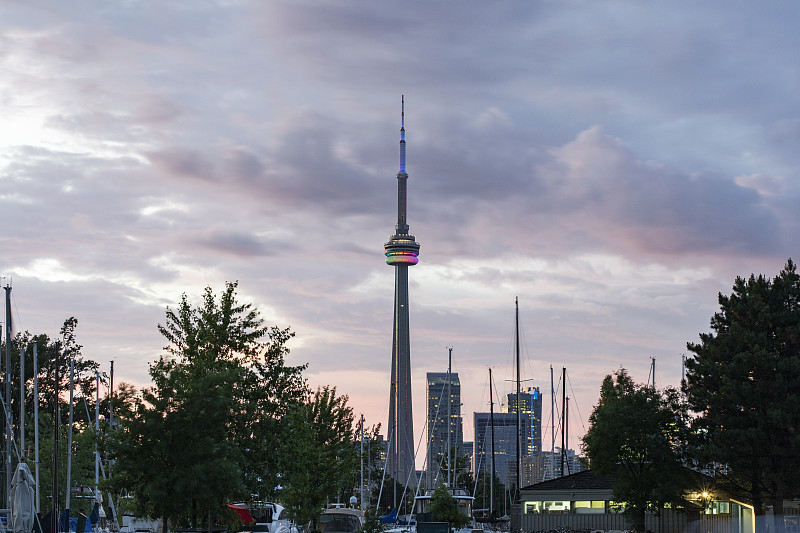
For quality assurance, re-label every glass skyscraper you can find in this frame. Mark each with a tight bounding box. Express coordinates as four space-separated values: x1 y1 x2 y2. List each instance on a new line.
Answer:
426 372 464 487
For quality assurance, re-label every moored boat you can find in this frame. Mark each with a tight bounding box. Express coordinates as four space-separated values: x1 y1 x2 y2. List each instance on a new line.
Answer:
316 504 364 533
232 503 297 533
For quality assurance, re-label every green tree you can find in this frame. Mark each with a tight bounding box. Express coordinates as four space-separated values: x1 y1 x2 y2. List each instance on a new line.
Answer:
582 369 690 533
686 259 800 533
428 485 470 529
280 386 357 527
109 282 307 531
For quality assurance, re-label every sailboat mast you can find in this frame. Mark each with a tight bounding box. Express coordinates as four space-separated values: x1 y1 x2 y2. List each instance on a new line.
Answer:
52 342 59 533
66 360 75 512
681 354 687 405
96 371 100 503
4 284 12 509
447 347 452 488
514 297 521 497
489 368 495 518
560 367 566 477
360 414 364 508
652 357 656 390
34 343 40 513
550 365 554 481
109 361 114 427
565 395 570 475
19 346 24 457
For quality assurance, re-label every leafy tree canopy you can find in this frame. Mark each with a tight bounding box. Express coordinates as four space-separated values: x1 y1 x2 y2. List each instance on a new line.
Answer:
110 282 308 530
582 369 690 533
280 386 357 527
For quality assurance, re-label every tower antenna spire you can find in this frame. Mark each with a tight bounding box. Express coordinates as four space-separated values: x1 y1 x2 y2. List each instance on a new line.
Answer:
399 95 406 173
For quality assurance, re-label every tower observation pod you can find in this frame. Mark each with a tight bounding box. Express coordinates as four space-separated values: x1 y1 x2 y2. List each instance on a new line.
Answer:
385 96 420 265
384 96 420 493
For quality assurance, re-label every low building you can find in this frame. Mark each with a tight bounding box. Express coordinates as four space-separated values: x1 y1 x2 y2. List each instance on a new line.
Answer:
513 470 757 533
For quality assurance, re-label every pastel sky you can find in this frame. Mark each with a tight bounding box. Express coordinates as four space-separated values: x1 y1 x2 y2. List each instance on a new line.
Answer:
1 1 798 459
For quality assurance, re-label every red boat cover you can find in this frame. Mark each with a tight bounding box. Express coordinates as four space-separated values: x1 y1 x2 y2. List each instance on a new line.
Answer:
227 504 254 525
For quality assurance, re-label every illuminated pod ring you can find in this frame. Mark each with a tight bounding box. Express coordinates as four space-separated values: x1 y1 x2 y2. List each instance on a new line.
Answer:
384 236 420 265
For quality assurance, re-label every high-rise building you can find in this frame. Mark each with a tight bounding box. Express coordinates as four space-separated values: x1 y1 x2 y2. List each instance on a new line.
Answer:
507 386 543 487
426 372 464 486
473 412 518 489
385 97 420 487
507 387 543 456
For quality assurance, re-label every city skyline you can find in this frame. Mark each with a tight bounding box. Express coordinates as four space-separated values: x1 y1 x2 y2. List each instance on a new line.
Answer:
1 2 799 457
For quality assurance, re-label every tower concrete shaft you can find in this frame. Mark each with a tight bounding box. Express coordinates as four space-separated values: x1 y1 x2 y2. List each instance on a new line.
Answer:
385 96 420 489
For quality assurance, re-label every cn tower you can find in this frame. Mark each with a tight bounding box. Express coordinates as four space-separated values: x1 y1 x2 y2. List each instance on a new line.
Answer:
385 96 420 490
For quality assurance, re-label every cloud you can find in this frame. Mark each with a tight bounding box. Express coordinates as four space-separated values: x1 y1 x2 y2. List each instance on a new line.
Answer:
405 124 784 267
2 0 799 456
533 126 779 256
147 148 217 181
191 230 283 258
734 173 784 197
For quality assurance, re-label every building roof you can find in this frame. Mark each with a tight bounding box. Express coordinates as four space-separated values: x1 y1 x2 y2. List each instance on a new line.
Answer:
521 470 614 492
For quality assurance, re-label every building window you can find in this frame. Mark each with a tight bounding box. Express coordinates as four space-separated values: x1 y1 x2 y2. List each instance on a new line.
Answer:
704 501 731 515
574 501 606 514
523 501 571 514
544 501 570 514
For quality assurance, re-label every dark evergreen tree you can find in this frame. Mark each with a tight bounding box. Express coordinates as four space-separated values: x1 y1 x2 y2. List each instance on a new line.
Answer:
686 259 800 533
